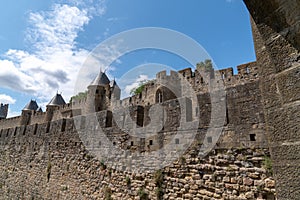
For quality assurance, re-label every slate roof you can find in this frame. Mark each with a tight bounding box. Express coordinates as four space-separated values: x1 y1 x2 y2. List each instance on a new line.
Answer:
23 100 39 111
48 94 66 106
90 71 110 86
110 79 119 88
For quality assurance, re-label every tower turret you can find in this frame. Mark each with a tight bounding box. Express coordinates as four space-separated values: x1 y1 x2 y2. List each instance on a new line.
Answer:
45 93 66 122
86 71 111 114
0 103 8 120
110 79 121 101
20 100 39 126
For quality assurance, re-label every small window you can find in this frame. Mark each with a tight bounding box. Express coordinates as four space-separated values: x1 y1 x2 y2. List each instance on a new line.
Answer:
46 122 50 133
246 67 250 74
149 140 153 145
250 134 256 141
207 137 212 143
195 107 199 117
221 72 225 80
131 141 134 146
175 138 180 144
96 89 99 94
113 142 116 146
61 119 66 132
14 127 18 136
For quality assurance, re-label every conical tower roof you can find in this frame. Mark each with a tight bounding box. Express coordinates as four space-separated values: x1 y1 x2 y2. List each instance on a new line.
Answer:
37 107 43 112
48 93 66 106
90 71 110 86
23 100 39 111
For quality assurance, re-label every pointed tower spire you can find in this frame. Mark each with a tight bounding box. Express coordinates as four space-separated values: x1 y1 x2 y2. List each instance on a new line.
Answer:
90 70 110 86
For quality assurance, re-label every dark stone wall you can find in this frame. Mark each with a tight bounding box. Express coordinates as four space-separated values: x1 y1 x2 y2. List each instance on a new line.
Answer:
243 0 300 199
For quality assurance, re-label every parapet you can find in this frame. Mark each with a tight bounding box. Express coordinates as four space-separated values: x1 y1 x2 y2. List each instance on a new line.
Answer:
237 61 258 79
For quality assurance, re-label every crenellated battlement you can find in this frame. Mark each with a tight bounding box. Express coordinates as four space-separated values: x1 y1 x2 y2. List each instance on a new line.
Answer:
0 61 263 150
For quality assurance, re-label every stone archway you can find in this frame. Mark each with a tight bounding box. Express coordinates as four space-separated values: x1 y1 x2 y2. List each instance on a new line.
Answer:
155 86 177 103
243 1 300 199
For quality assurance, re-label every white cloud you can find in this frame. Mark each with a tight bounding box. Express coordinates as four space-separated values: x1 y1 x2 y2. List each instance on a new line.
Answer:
0 2 108 103
7 110 20 118
0 94 16 104
124 74 149 96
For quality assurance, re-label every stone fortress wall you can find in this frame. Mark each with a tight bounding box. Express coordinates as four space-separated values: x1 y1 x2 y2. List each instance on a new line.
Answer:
1 0 299 198
0 58 277 199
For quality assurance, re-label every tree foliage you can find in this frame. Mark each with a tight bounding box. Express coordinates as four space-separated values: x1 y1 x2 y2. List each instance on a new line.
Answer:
130 80 151 96
197 59 213 71
70 91 88 103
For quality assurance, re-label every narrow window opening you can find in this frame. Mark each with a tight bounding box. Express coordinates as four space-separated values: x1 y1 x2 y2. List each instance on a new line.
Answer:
207 137 212 143
149 140 153 146
34 124 38 135
61 119 66 132
246 67 250 74
46 122 51 133
131 141 134 146
136 106 144 127
23 126 27 135
175 138 180 144
156 90 163 103
226 103 229 125
250 134 256 141
105 111 113 127
14 127 18 136
222 72 225 80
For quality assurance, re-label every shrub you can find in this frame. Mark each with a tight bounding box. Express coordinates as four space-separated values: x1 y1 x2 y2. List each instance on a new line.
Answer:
104 187 112 200
263 155 273 175
126 176 131 187
130 80 151 96
138 187 149 200
154 169 164 199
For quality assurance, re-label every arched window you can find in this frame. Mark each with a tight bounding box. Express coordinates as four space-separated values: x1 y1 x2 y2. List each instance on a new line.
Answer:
155 87 177 103
156 89 163 103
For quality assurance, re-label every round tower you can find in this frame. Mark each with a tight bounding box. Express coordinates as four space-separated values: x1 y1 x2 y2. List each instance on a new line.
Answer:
20 100 39 126
86 71 111 114
45 93 66 122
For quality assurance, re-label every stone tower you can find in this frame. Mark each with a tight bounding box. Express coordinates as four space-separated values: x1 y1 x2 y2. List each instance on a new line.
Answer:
0 103 8 120
86 71 111 114
20 100 39 126
45 93 66 122
110 79 121 104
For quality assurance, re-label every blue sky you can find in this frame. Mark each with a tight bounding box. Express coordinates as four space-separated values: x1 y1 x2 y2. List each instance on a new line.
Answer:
0 0 256 117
